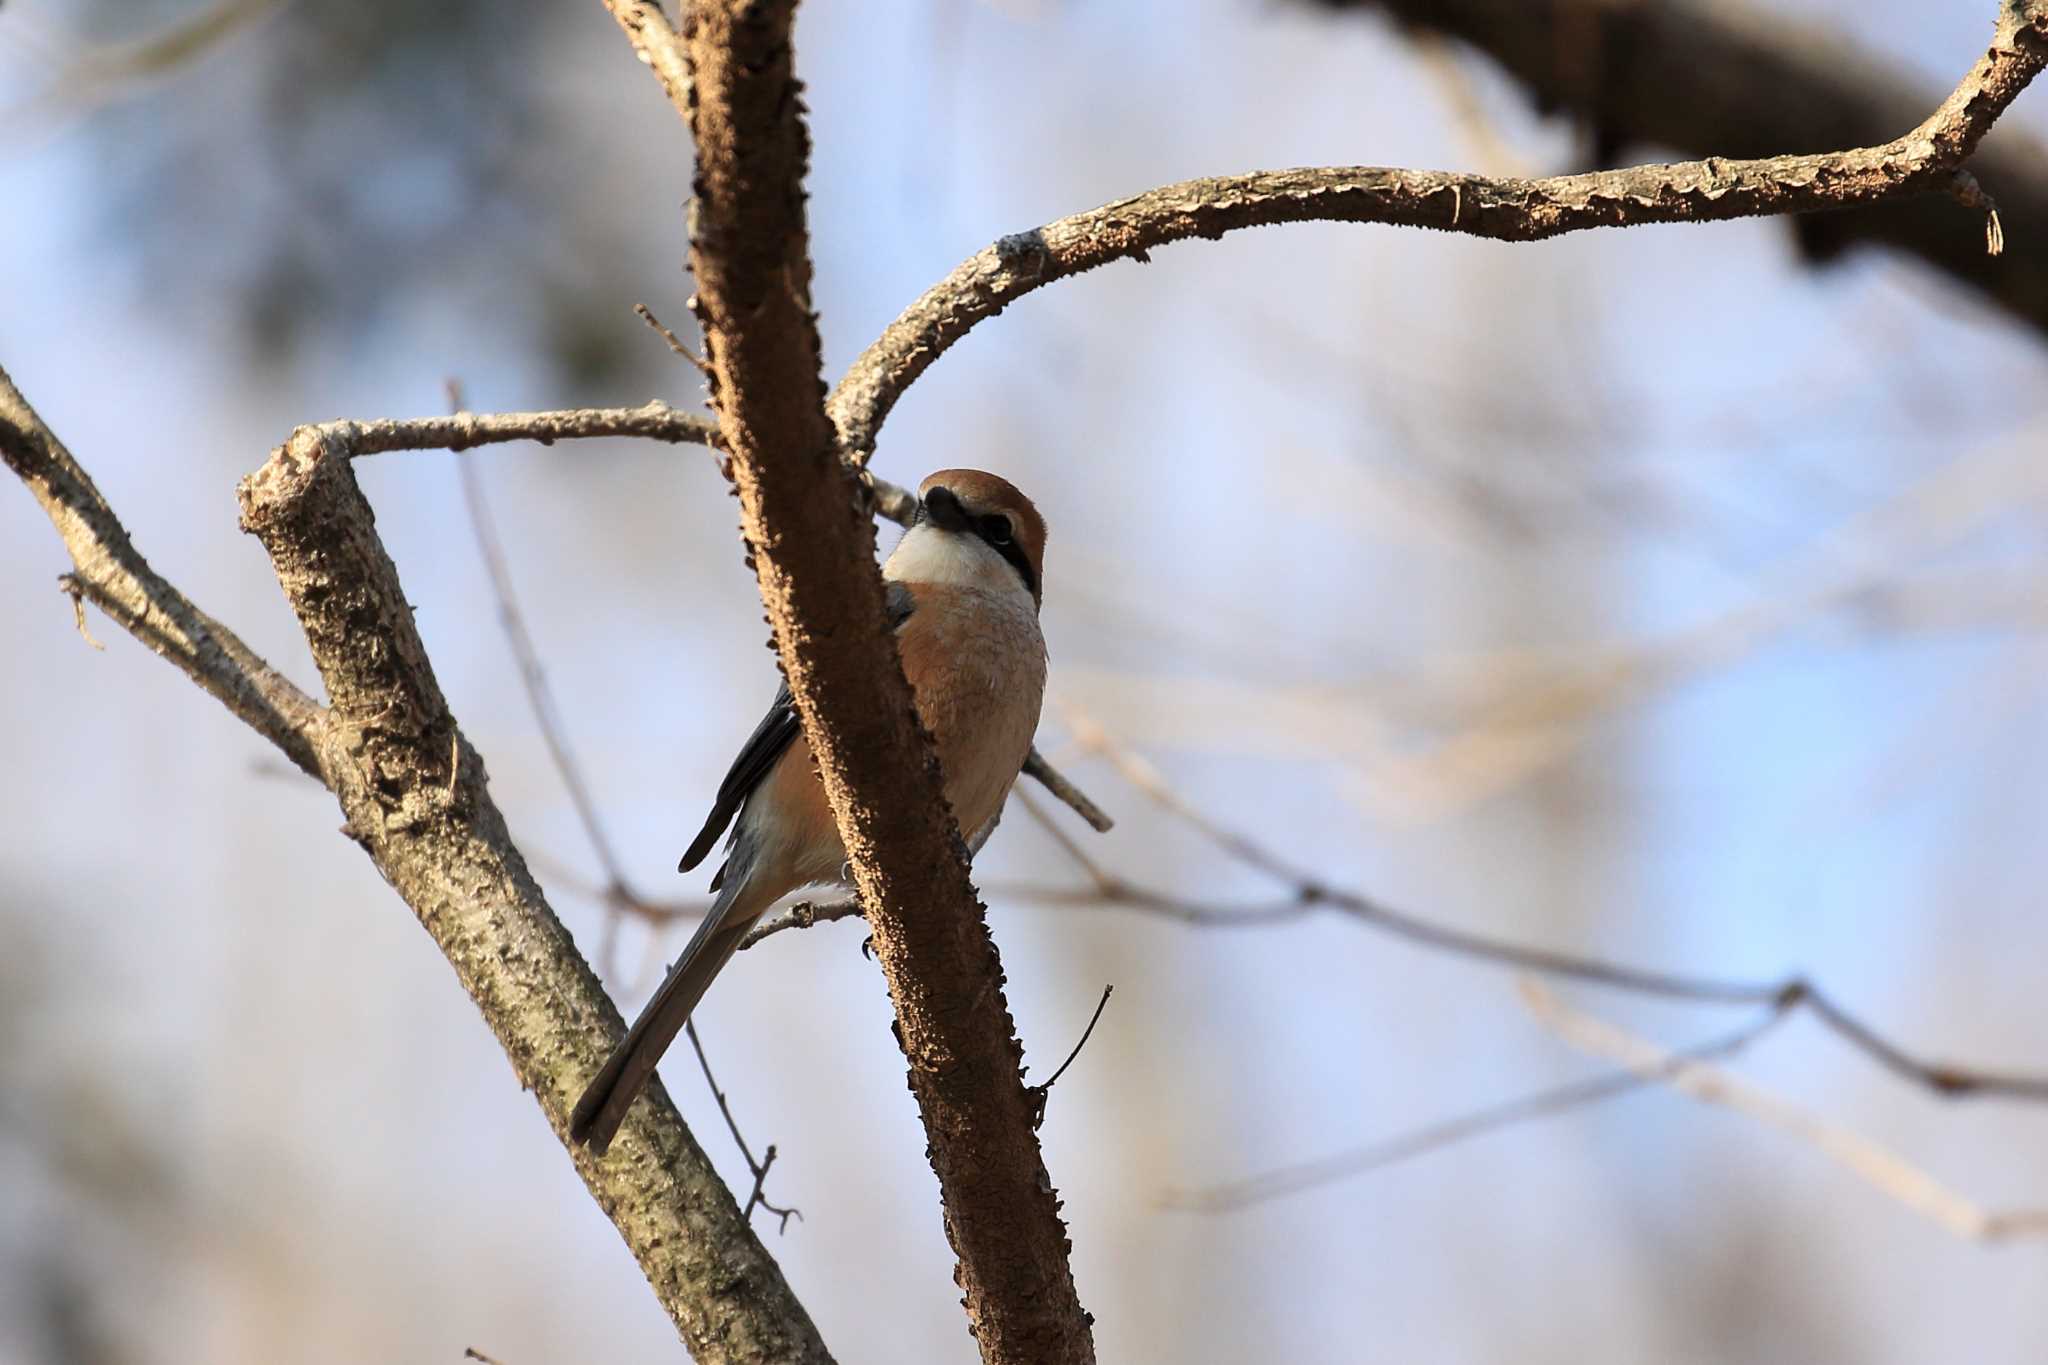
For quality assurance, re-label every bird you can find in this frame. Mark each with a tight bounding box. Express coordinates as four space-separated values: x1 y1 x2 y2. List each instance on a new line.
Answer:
570 469 1050 1155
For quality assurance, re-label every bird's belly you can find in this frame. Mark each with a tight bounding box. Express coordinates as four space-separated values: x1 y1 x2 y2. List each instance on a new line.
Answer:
907 594 1047 838
740 586 1046 894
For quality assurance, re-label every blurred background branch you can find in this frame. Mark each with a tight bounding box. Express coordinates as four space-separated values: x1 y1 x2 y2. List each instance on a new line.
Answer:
1313 0 2048 342
1522 981 2048 1242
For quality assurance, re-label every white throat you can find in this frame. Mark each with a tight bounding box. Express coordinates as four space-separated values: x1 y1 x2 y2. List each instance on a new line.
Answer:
883 522 1032 602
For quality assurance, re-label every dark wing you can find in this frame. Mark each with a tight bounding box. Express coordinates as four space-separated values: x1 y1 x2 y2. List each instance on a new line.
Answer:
677 581 919 878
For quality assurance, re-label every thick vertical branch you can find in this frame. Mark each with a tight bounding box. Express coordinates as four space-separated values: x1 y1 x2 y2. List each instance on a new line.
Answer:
677 3 1095 1361
236 427 831 1365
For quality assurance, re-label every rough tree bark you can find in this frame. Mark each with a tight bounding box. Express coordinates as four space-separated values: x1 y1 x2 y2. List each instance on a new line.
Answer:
234 427 837 1365
3 365 829 1363
672 2 1097 1361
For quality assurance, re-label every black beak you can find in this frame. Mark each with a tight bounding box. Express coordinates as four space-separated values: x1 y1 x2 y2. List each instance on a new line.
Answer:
921 485 971 532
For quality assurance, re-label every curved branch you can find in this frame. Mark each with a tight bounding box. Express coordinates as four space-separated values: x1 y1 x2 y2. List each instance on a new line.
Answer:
827 1 2048 454
0 365 324 775
676 2 1095 1361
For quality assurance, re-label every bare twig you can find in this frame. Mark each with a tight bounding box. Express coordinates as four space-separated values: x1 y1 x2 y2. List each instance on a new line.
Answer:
456 443 636 892
1055 708 2048 1102
1523 982 2048 1241
737 781 1104 951
1165 999 1791 1213
737 895 863 949
635 303 714 374
746 729 2048 1107
686 1021 801 1233
454 388 799 1228
1022 748 1115 833
304 400 723 457
1026 985 1114 1130
827 1 2048 455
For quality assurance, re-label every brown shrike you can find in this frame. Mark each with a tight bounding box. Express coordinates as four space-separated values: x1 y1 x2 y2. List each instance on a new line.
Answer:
571 469 1050 1154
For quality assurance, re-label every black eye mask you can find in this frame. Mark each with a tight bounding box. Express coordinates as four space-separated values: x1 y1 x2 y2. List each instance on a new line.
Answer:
919 486 1037 601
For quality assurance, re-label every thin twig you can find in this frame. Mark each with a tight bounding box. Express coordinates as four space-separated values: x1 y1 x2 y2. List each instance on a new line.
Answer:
301 400 724 457
738 895 864 949
1522 981 2048 1241
453 389 796 1224
456 442 635 890
1022 748 1114 833
635 302 714 374
686 1019 802 1233
1026 985 1114 1131
1050 705 2048 1103
1165 999 1792 1213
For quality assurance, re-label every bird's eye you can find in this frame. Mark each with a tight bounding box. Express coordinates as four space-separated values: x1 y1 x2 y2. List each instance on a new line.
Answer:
980 514 1013 545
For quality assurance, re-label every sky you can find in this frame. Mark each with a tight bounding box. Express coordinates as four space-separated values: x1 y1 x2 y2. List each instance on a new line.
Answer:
5 1 2048 1362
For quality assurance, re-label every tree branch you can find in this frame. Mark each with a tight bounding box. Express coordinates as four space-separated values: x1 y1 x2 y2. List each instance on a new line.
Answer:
827 1 2048 455
0 364 325 776
1165 997 1793 1213
229 396 1114 834
312 400 725 455
1330 0 2048 342
1521 981 2048 1242
601 0 694 116
1054 707 2048 1102
455 422 802 1231
675 2 1094 1360
235 420 831 1364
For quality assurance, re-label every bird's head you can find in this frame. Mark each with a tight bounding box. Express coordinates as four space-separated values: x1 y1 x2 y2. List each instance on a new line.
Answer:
884 469 1047 609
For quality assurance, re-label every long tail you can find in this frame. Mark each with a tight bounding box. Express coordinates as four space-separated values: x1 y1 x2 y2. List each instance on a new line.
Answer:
570 874 770 1155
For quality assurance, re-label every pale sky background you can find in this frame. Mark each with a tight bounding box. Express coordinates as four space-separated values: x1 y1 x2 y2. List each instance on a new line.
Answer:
5 2 2048 1362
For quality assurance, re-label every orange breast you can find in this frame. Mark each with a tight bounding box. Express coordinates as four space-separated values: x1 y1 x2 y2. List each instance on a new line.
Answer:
748 580 1047 884
894 581 1048 838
